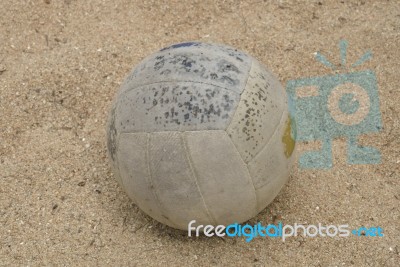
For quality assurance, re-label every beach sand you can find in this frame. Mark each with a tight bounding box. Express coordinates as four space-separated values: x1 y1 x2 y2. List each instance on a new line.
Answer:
0 0 399 266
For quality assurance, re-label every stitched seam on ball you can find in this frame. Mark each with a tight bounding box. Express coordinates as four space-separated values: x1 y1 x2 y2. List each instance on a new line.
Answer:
146 133 179 228
111 101 132 200
224 59 254 131
122 80 241 96
181 132 218 226
114 132 135 203
119 129 226 135
249 110 286 163
225 131 258 217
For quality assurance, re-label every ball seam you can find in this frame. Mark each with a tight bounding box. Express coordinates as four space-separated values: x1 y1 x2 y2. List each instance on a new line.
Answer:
181 132 218 226
146 133 180 228
224 131 258 217
121 80 241 97
223 59 254 131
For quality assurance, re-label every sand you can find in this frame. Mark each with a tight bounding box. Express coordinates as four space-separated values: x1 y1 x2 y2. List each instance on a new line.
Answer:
0 0 399 266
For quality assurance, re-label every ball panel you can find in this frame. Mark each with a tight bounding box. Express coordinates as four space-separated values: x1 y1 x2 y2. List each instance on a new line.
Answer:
247 112 295 212
227 59 287 163
148 131 213 229
185 130 257 225
254 173 289 214
115 82 240 133
117 132 177 228
121 42 252 95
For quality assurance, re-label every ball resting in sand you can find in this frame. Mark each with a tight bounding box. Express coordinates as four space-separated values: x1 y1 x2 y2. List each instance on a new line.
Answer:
107 42 296 230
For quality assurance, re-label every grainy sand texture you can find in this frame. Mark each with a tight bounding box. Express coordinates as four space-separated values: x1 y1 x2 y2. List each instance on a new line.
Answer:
0 0 399 266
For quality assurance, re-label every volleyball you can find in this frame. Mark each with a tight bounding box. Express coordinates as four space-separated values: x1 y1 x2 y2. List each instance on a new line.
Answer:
107 42 296 230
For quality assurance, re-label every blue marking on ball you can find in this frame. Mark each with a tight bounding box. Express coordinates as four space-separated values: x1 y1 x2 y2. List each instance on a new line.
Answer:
160 42 200 51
